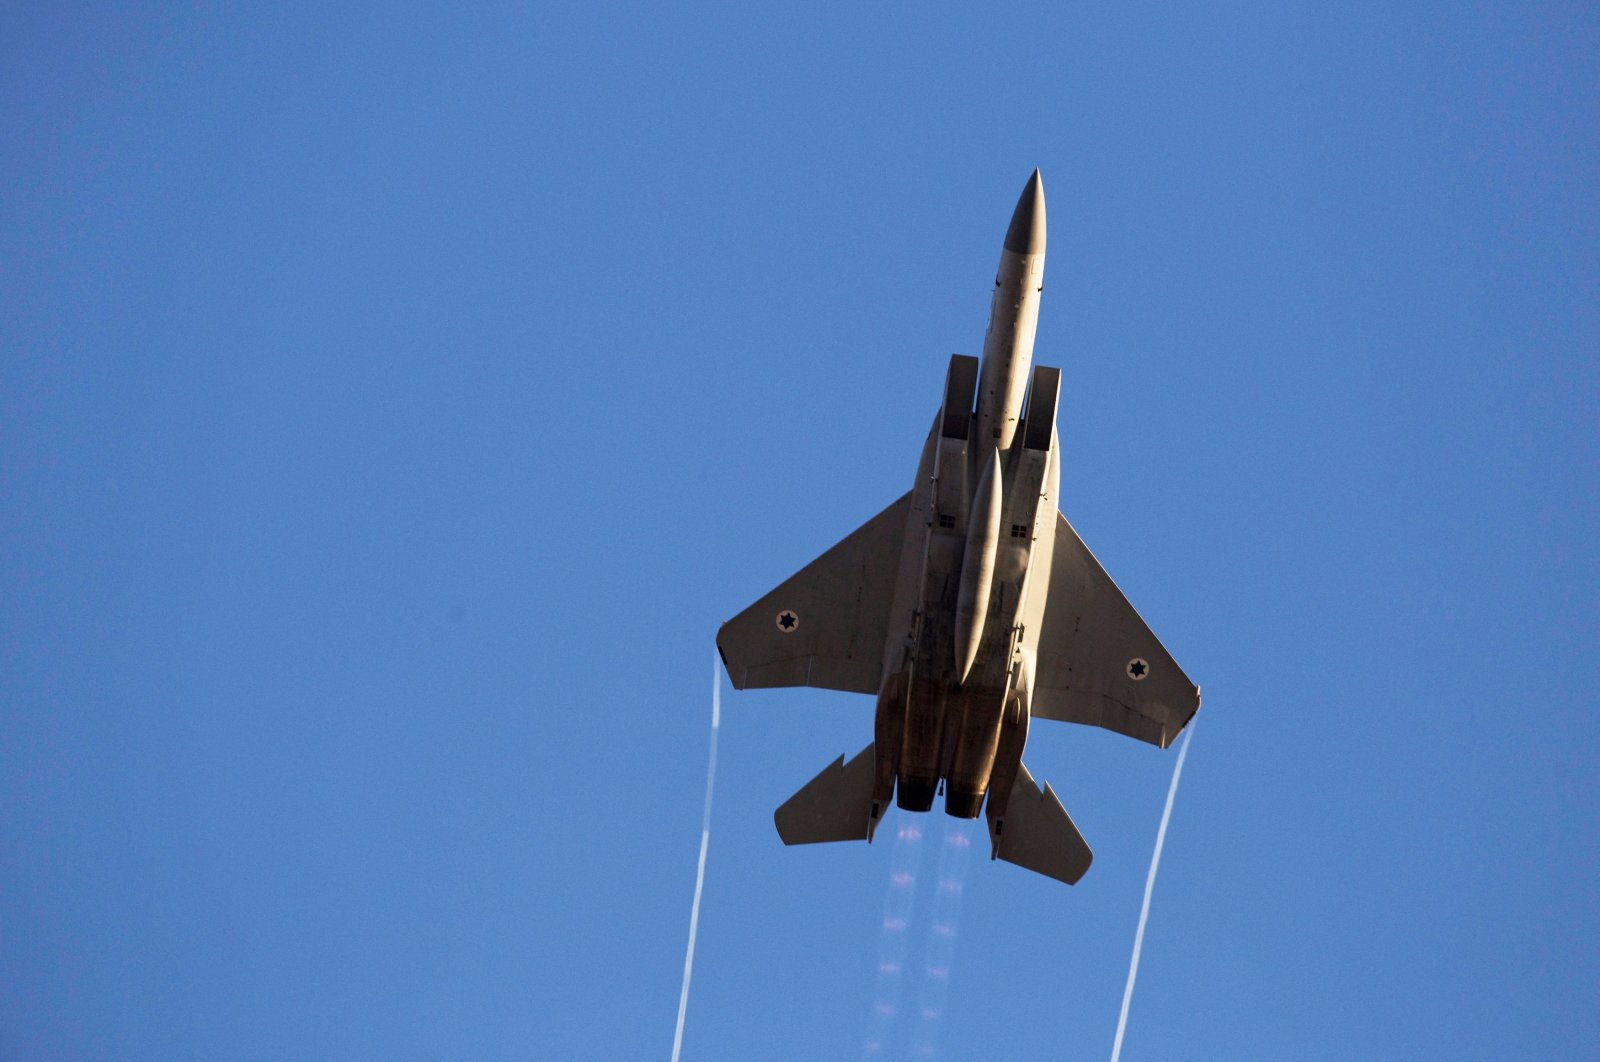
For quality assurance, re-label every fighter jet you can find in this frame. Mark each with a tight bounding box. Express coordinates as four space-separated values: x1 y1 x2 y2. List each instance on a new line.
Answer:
716 171 1199 886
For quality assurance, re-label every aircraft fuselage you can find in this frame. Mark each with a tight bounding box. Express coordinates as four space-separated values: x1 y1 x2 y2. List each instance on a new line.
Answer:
716 169 1198 886
868 171 1060 832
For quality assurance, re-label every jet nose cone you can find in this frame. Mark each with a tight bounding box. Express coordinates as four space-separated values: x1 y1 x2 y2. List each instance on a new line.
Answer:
1002 169 1047 255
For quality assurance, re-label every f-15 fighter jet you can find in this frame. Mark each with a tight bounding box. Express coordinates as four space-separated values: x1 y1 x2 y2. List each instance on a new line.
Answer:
717 171 1199 885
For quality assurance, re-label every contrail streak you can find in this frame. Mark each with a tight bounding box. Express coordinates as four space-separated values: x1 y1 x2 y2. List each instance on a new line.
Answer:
671 652 722 1062
1110 726 1194 1062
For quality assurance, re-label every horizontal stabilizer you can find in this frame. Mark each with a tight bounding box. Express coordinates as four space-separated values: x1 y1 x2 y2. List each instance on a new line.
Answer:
775 744 878 846
987 763 1093 885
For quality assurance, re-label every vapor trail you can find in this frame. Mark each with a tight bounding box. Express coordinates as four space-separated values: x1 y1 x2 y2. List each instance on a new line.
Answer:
864 817 925 1057
1110 727 1194 1062
911 817 974 1058
671 652 722 1062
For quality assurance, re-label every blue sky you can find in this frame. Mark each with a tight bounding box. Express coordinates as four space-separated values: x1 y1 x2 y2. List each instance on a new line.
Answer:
3 4 1596 1059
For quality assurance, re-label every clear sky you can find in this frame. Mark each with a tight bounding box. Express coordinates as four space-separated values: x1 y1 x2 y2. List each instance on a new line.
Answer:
3 4 1596 1060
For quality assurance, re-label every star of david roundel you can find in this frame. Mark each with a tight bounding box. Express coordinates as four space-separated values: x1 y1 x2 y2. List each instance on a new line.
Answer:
1126 658 1150 681
775 609 799 634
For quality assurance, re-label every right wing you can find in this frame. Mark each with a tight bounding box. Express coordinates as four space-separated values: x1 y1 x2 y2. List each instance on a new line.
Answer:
717 493 910 695
1031 513 1200 747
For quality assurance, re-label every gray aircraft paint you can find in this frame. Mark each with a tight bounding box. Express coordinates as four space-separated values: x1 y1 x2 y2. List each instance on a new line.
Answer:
717 172 1200 886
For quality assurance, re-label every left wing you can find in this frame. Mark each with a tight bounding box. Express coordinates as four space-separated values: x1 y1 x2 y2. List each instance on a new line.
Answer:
1031 513 1200 747
717 493 910 695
